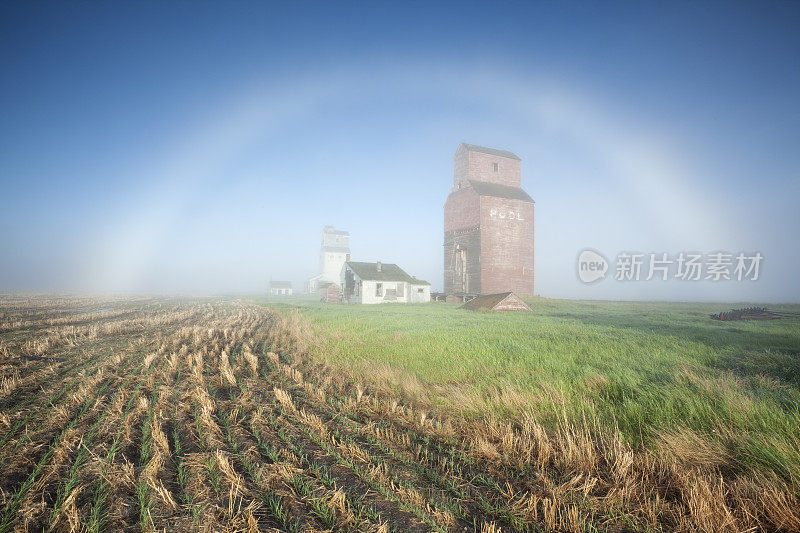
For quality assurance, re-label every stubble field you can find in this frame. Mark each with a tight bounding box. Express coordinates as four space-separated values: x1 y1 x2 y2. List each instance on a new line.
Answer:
1 296 799 532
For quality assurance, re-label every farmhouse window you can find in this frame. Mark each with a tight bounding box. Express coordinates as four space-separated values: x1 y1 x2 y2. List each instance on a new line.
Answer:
417 288 424 293
396 283 404 297
375 283 383 297
493 162 498 172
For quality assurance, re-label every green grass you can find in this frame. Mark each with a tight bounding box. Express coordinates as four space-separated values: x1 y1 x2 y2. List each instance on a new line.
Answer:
262 297 800 481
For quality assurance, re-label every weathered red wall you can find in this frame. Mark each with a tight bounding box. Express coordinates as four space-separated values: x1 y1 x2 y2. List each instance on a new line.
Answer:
444 188 480 231
443 188 482 294
467 151 521 187
453 145 521 189
453 147 470 190
479 196 535 295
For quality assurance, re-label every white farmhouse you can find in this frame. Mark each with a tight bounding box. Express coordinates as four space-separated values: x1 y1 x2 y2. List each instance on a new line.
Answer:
307 226 350 293
341 261 430 304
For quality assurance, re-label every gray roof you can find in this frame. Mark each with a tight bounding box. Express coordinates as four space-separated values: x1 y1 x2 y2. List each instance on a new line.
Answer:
321 246 350 253
459 143 520 160
468 180 534 202
345 262 430 285
270 281 292 289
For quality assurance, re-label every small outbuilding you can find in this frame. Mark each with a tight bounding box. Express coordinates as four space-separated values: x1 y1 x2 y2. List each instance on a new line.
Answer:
269 281 293 296
459 292 531 312
341 261 430 304
318 282 342 303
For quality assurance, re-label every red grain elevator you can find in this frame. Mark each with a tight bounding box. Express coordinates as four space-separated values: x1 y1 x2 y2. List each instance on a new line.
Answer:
444 143 535 297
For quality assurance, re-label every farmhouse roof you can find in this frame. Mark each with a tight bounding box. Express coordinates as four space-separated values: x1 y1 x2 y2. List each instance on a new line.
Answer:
459 143 520 160
468 180 534 202
270 281 292 289
460 292 532 311
345 262 429 285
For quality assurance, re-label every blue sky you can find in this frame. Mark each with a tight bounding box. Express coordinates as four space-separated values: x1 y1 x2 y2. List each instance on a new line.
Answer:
1 1 799 300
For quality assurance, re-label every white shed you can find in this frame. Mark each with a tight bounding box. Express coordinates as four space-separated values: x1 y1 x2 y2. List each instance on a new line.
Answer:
269 281 293 296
